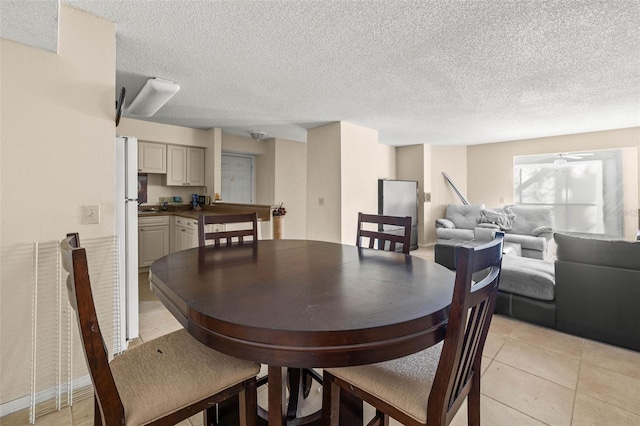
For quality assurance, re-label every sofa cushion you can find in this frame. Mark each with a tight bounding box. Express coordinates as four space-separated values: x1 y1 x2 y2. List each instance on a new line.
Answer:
435 218 455 229
507 205 554 236
445 204 485 229
498 256 556 301
555 233 640 271
504 233 547 252
436 228 474 241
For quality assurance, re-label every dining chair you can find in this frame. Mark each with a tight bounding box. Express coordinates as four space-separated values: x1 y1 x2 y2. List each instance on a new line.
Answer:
60 233 260 426
323 232 505 426
356 212 412 254
198 212 258 247
197 214 321 418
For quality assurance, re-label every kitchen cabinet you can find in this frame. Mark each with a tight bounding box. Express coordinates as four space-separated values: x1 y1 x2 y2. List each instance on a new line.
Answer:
165 145 205 186
138 216 170 267
138 142 167 174
173 216 199 252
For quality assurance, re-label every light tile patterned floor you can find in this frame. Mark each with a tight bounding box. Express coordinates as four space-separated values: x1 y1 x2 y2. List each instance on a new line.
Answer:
3 247 640 425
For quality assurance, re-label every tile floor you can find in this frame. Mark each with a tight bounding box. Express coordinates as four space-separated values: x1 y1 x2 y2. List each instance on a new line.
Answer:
2 247 639 425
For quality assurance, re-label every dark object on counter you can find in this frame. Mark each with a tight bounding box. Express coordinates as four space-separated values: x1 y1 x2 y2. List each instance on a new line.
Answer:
198 195 206 205
137 174 147 204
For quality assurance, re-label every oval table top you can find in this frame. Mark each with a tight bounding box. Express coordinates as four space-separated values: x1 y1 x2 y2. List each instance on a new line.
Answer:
149 239 455 368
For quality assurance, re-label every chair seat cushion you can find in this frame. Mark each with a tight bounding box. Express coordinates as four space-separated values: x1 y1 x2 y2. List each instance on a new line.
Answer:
110 329 260 425
327 342 443 424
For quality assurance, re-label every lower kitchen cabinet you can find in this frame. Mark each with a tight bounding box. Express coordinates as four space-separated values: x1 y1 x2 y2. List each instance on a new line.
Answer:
173 216 199 252
138 216 170 268
139 215 262 265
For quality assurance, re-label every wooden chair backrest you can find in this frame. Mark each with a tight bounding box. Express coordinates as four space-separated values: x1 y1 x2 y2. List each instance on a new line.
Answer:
198 213 258 247
60 233 124 425
427 232 504 425
356 212 412 254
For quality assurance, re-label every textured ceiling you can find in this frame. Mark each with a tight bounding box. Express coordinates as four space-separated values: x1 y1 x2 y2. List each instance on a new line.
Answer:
2 1 639 145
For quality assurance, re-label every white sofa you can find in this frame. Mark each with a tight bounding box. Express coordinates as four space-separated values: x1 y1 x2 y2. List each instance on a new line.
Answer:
435 204 554 260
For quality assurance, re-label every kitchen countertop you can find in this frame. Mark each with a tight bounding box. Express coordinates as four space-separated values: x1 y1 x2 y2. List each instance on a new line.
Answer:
139 202 273 221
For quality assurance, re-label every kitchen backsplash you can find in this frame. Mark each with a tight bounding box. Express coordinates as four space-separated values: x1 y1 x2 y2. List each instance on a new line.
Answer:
140 173 206 206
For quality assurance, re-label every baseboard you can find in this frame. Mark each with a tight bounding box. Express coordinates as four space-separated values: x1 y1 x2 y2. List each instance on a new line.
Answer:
0 375 92 418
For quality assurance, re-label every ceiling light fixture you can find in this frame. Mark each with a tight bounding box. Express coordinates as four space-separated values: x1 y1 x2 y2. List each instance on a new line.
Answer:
128 78 180 116
249 131 267 141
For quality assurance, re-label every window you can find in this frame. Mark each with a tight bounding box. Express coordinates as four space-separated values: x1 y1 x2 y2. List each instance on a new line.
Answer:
514 150 624 238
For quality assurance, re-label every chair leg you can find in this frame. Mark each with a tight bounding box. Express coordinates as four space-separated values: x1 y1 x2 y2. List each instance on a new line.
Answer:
240 378 258 426
322 371 340 426
94 395 103 426
467 373 481 426
204 405 216 426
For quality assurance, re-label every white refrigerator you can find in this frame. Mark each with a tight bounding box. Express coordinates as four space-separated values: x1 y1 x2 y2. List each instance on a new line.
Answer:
116 136 139 342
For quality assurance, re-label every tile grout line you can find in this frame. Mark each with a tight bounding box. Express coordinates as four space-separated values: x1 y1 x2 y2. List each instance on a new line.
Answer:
479 394 553 426
568 339 585 426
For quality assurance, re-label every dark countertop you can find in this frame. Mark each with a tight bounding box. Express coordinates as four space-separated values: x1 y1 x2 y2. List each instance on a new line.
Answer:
139 202 272 221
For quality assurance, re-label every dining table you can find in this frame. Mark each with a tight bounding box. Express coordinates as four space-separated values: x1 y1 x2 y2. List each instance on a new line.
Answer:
149 239 455 425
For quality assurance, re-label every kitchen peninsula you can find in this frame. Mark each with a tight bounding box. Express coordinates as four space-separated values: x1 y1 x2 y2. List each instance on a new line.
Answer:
138 202 273 269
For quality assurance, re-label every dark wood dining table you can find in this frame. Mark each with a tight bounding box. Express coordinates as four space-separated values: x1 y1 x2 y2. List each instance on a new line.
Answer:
149 239 455 425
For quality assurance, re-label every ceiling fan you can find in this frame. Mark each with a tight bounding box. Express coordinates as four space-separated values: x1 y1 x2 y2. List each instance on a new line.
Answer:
555 152 594 160
552 152 594 164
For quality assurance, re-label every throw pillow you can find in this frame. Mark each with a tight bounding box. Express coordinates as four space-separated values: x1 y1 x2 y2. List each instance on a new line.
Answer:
477 206 517 231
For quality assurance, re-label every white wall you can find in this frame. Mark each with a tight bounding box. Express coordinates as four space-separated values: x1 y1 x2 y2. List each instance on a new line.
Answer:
0 6 115 405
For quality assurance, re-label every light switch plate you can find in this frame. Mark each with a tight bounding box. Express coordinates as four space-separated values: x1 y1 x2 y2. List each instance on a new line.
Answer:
83 205 100 224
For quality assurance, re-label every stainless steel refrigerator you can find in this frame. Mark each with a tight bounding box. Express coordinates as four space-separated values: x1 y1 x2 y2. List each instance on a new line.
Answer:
378 179 419 250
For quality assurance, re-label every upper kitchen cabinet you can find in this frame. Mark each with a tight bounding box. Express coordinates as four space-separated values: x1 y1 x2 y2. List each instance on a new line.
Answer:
138 141 167 174
165 145 205 186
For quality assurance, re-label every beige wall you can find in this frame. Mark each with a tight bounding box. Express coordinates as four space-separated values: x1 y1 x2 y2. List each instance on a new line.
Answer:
307 121 396 244
428 145 468 244
340 122 382 244
274 138 307 239
397 145 427 244
307 123 342 242
468 127 640 240
222 133 268 155
0 6 115 404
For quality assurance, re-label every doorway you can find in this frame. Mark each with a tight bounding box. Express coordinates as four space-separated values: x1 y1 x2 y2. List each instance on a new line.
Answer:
221 154 254 203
